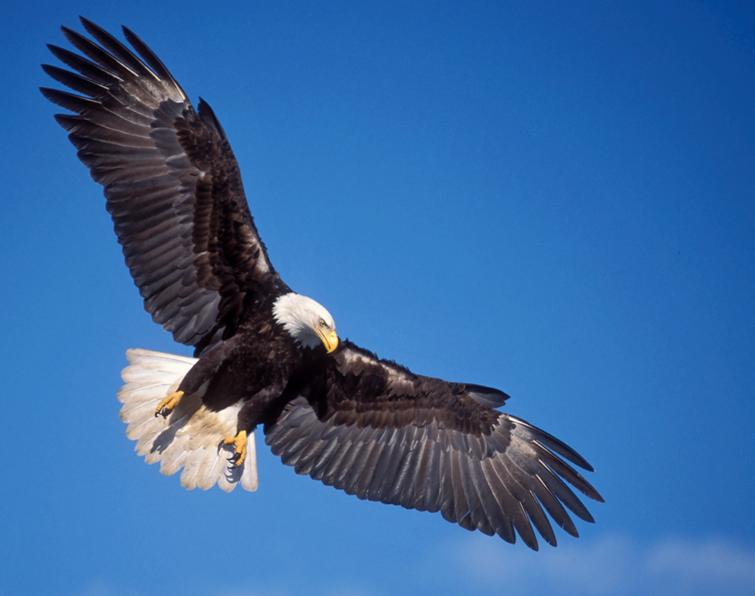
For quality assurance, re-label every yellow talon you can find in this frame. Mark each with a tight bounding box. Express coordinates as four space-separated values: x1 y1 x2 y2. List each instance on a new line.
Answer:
154 390 184 418
221 430 247 467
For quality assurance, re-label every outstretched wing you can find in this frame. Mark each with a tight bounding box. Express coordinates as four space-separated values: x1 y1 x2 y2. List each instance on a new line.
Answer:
41 18 286 352
265 341 603 550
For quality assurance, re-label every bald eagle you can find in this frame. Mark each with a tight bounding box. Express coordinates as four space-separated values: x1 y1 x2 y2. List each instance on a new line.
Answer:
41 18 603 550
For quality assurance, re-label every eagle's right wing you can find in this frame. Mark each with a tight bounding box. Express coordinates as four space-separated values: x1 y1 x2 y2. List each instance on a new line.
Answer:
41 18 287 352
265 342 603 549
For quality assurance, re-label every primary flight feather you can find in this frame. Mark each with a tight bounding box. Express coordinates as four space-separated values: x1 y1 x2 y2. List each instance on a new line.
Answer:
42 17 603 550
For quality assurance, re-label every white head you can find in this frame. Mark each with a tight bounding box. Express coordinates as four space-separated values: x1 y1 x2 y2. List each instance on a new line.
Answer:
273 293 339 353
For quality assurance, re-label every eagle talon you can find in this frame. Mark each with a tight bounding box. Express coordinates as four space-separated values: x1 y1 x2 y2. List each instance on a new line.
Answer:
220 430 247 468
154 390 184 418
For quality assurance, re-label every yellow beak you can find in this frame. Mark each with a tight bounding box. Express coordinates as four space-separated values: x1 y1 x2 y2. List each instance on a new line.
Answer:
318 328 339 353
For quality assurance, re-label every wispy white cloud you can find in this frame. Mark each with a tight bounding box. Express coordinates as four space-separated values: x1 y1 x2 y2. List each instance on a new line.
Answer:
78 535 755 596
646 538 755 591
445 533 755 596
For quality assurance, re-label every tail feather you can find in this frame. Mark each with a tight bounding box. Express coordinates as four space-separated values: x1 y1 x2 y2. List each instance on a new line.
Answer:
118 348 258 492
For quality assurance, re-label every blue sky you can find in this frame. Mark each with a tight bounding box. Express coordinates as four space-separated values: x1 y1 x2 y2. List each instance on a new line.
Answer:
2 1 754 595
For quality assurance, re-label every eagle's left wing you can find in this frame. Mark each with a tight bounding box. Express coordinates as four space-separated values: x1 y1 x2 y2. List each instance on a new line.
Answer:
41 18 287 353
265 342 603 550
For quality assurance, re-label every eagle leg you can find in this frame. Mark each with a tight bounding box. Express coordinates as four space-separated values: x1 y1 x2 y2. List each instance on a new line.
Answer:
220 430 247 467
154 390 185 418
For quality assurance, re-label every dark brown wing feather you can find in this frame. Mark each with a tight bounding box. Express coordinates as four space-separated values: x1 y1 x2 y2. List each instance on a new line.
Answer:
265 342 603 549
41 18 286 351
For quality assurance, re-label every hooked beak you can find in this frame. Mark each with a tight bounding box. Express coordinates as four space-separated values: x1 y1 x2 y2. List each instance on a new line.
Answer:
317 328 339 353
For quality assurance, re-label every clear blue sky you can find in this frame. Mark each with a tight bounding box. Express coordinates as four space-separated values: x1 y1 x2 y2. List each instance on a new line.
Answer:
2 2 754 595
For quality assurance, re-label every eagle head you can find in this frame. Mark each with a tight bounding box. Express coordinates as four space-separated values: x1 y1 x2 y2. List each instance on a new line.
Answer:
273 293 339 353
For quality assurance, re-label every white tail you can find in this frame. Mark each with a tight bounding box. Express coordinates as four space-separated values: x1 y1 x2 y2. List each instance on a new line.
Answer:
118 348 258 492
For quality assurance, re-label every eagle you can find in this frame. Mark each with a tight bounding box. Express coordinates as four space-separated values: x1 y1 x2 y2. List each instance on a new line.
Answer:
41 18 603 550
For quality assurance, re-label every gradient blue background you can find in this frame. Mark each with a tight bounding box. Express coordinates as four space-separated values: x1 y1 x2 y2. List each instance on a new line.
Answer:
2 2 754 595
